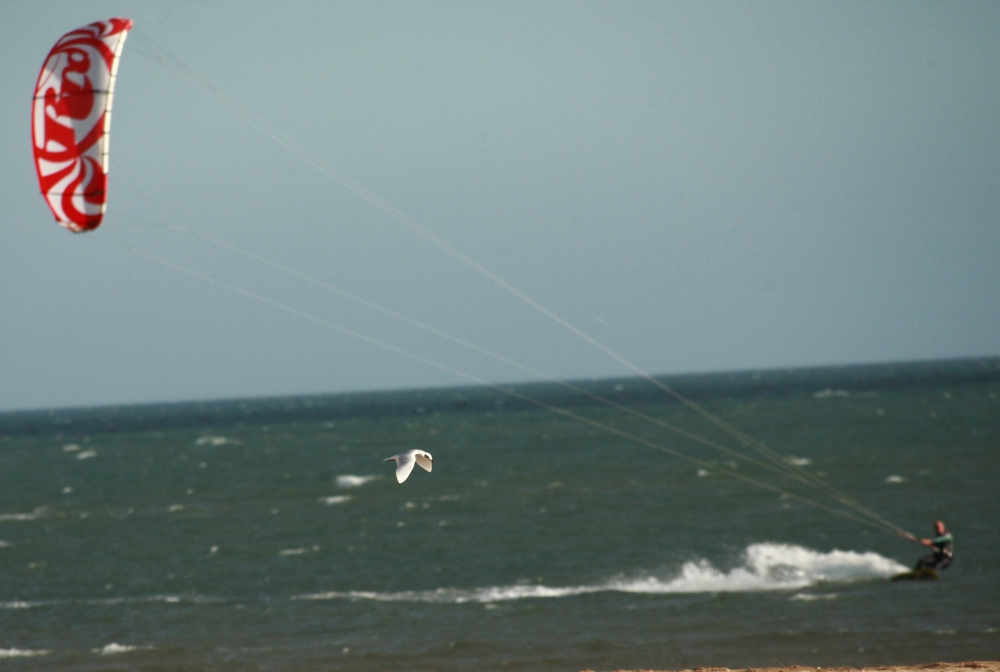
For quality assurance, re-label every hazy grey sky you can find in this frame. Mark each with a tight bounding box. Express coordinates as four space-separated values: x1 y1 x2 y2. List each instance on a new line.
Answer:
3 1 998 411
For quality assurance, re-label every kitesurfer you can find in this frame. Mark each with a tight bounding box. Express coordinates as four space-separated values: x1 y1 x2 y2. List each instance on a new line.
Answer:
914 520 953 571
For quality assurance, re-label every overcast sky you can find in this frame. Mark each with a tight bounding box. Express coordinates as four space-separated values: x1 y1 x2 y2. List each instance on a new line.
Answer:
2 1 998 412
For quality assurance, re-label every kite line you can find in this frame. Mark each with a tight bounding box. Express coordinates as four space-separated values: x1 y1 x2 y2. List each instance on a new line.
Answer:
116 29 919 541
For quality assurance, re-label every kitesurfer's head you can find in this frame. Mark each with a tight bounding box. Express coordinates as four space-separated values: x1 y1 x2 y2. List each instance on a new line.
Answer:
934 520 946 535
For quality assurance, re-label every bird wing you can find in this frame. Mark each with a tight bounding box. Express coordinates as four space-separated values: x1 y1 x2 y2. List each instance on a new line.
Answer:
415 453 433 473
394 452 416 483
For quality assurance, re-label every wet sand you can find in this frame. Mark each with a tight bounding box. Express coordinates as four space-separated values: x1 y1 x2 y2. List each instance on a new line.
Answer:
594 661 1000 672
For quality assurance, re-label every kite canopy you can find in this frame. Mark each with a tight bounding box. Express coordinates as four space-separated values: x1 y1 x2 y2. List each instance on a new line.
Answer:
32 18 132 233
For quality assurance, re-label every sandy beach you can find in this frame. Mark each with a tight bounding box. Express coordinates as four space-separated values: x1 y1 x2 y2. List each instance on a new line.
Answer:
598 662 1000 672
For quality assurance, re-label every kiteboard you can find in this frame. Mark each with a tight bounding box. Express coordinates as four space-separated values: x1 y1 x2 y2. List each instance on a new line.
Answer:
890 568 939 581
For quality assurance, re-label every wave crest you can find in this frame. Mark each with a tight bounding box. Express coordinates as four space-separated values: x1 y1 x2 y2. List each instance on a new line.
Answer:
0 648 50 658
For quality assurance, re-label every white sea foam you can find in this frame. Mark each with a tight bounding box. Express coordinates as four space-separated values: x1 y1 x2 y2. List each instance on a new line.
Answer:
76 450 97 460
884 475 906 484
293 543 906 604
97 643 152 655
0 540 12 547
195 435 240 446
0 601 38 609
813 389 850 398
336 474 379 488
86 593 221 606
319 495 351 505
785 456 811 466
790 592 840 601
295 584 599 604
0 648 50 658
1 594 221 611
0 507 45 521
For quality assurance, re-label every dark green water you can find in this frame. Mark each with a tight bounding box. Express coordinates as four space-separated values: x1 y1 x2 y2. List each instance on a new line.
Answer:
1 359 998 670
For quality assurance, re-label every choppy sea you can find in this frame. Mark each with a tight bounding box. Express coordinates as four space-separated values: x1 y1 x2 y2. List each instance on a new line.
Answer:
1 358 998 671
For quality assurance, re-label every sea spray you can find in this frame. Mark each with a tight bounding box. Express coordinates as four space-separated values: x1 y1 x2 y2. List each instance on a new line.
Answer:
293 543 908 603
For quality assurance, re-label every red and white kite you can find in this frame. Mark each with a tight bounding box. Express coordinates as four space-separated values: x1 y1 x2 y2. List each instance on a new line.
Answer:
32 18 132 233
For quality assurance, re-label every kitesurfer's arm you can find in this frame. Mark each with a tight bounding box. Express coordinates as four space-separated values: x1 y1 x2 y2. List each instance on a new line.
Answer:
919 533 953 548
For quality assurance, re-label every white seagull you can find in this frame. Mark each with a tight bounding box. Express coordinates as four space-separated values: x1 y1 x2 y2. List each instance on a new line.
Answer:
383 450 434 484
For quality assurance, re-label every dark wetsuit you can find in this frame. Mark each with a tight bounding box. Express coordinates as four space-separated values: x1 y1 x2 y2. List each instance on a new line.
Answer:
915 532 953 570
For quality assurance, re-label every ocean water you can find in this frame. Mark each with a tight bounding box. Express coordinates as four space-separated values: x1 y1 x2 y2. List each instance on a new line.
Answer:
1 358 998 671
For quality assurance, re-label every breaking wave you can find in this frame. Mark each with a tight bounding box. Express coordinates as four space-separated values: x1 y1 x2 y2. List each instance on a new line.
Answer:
0 648 50 658
294 543 906 604
195 435 240 446
0 601 38 609
336 475 379 488
0 507 46 522
96 643 153 655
